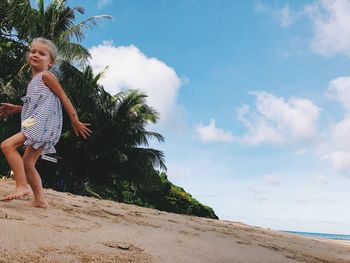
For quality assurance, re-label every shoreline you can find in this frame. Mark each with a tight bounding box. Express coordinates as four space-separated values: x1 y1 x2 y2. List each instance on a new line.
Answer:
278 230 350 247
280 230 350 242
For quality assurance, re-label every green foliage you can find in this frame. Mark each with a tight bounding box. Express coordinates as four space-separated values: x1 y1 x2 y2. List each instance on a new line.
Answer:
76 172 218 219
5 0 111 64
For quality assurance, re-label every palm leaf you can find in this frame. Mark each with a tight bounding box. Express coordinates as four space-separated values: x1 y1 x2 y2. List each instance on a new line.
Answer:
59 15 112 43
127 147 167 171
57 41 91 63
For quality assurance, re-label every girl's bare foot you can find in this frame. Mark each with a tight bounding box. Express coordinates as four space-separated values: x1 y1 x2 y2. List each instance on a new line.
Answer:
1 185 32 201
26 200 48 209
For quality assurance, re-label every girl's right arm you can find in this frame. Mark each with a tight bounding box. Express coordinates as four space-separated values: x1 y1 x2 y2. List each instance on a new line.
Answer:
42 71 91 139
0 103 22 117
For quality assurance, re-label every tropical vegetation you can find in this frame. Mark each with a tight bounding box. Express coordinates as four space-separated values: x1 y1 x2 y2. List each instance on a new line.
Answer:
0 0 218 219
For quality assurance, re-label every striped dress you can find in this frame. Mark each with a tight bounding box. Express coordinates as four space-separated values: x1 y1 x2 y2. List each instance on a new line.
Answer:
21 71 63 154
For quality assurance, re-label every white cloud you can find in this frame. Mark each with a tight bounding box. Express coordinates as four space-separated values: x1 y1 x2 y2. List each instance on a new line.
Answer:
332 118 350 147
263 1 350 57
319 76 350 175
322 118 350 176
263 175 281 186
307 0 350 57
167 166 187 179
247 188 267 195
236 92 321 145
255 2 300 28
254 2 267 13
196 119 234 143
296 148 307 155
88 41 182 124
97 0 111 9
326 76 350 112
254 196 268 202
279 4 295 28
313 174 331 185
320 119 350 176
297 198 334 204
323 151 350 175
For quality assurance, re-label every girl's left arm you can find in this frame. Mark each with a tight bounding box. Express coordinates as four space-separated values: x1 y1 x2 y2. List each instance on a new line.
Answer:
42 71 91 139
0 103 22 116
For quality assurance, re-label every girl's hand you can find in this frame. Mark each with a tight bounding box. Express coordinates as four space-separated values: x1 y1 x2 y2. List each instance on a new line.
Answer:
0 103 21 117
72 120 92 139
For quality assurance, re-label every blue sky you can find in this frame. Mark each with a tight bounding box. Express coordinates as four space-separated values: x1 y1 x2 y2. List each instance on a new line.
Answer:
49 0 350 234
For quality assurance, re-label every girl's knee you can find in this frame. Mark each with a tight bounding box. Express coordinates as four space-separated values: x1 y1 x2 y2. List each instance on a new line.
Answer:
1 140 12 154
0 141 6 152
1 133 25 153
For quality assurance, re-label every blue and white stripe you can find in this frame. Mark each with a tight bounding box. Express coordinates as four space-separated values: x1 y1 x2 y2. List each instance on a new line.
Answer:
21 72 63 154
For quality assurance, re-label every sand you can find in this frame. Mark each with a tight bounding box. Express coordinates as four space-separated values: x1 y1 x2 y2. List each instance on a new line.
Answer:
1 178 349 263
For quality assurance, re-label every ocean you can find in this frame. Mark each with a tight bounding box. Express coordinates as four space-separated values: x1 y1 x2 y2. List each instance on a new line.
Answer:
283 231 350 241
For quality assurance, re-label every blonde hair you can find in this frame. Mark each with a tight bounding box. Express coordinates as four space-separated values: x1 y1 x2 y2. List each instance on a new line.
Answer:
30 37 58 66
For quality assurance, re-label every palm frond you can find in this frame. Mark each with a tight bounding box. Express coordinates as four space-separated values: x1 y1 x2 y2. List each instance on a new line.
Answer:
59 15 112 43
2 63 31 99
37 0 45 16
127 147 167 171
56 41 91 63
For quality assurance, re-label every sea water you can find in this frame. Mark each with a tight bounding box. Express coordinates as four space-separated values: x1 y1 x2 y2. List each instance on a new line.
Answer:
283 231 350 241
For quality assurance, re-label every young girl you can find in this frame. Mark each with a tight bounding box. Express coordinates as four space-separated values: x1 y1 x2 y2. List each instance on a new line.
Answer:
0 37 91 208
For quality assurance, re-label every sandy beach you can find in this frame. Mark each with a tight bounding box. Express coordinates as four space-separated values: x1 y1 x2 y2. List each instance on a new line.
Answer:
0 178 349 263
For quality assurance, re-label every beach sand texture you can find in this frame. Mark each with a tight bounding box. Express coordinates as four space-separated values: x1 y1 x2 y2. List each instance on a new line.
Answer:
1 179 349 263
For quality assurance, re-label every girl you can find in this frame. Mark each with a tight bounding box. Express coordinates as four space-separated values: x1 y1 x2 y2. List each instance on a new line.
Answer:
0 37 91 208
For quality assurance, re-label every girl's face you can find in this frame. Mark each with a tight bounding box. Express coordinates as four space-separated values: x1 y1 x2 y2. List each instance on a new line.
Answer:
28 42 53 71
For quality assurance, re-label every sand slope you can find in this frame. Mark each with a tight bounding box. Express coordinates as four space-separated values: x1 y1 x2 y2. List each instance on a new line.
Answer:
1 179 349 263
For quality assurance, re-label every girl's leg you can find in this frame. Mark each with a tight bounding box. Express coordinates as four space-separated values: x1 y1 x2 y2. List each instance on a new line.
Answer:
22 145 48 208
1 132 32 201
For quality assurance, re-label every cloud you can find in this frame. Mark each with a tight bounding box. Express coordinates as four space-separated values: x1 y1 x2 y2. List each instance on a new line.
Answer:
279 4 295 28
307 0 350 57
313 174 331 185
254 196 268 202
297 198 334 204
323 151 350 176
236 92 321 145
88 41 182 124
166 165 188 179
296 148 307 155
331 118 350 147
254 2 267 13
247 188 267 195
263 175 281 186
196 119 234 143
321 117 350 175
262 1 350 57
255 2 300 28
319 76 350 175
326 76 350 112
97 0 111 9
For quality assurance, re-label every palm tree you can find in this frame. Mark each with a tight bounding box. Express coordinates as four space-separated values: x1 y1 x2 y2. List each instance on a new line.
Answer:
49 65 166 190
2 0 111 98
8 0 111 63
0 0 27 86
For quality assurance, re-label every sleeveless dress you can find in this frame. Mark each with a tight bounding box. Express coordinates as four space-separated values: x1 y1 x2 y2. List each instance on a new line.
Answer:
21 72 63 154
